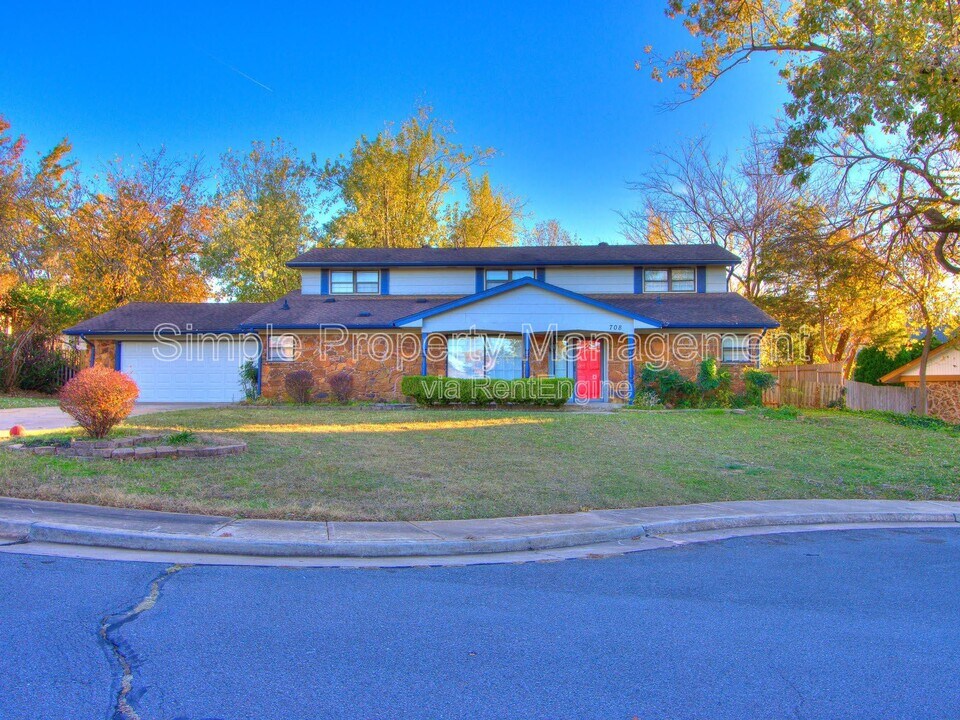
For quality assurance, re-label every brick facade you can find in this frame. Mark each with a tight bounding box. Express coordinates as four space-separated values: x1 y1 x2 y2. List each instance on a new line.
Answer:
258 329 753 403
260 331 422 402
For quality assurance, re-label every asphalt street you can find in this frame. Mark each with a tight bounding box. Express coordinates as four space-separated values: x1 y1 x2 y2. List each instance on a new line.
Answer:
2 527 959 719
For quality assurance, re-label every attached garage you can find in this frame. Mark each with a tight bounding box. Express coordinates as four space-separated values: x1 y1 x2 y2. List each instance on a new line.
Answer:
118 339 252 403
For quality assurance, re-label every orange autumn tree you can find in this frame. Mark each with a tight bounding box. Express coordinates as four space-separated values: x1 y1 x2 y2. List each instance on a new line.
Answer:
68 151 213 315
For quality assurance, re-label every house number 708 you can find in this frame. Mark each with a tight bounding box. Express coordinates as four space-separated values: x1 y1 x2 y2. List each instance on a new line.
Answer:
609 324 623 331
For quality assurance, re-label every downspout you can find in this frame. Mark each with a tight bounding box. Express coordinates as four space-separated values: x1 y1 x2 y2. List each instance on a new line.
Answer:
256 334 264 398
757 328 768 368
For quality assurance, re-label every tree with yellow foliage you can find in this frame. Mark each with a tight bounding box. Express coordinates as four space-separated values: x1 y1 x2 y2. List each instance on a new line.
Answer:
68 151 212 315
322 108 521 248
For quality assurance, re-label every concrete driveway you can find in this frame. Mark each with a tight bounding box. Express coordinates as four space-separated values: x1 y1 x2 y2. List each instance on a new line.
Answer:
0 403 225 432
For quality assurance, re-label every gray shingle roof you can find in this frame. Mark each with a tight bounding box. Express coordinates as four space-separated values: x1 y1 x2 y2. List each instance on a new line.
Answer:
65 286 778 335
239 293 452 329
593 293 779 329
288 244 740 267
64 302 267 335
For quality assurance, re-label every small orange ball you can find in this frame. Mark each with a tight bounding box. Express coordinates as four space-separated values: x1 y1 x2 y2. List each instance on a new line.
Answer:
9 425 26 437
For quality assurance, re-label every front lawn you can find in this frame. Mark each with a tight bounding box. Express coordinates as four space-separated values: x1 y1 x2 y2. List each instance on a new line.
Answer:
0 394 60 409
1 406 958 521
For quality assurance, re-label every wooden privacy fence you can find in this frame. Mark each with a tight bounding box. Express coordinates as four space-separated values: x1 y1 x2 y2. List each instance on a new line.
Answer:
844 379 919 414
761 362 844 385
762 380 845 409
762 376 921 414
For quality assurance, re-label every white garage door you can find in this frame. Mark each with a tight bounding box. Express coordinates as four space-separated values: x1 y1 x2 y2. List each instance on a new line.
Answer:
119 340 248 403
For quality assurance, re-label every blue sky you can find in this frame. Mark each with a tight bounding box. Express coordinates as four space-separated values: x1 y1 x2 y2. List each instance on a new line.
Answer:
3 1 789 242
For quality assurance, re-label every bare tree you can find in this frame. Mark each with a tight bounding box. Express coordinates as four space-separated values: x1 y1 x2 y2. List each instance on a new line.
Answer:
524 219 578 247
618 131 801 300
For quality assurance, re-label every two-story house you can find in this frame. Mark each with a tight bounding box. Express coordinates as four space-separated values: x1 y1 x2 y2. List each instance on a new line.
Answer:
65 244 778 403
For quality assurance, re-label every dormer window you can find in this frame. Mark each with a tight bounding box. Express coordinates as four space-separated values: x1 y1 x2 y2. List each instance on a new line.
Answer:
643 267 696 293
331 270 380 294
485 268 534 290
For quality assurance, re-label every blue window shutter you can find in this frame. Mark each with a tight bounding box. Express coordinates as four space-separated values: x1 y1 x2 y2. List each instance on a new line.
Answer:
381 268 390 295
320 268 329 295
535 267 546 282
114 341 122 371
89 342 96 367
696 266 707 293
475 268 484 293
634 267 643 294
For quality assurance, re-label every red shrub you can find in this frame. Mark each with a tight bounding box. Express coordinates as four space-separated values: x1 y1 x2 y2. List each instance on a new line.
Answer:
284 370 315 404
58 366 139 438
328 370 354 404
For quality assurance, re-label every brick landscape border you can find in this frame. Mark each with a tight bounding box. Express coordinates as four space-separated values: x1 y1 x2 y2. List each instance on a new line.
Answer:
5 434 247 461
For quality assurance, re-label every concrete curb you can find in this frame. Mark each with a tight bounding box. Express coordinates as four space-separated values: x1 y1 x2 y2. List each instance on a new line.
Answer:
2 506 958 558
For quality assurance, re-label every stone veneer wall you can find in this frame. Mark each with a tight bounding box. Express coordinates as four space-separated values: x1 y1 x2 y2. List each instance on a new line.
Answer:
86 339 116 370
259 330 753 403
260 332 422 402
928 381 960 424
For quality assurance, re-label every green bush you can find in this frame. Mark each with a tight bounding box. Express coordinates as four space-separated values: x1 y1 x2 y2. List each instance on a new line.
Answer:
698 357 733 408
742 368 777 407
853 339 942 386
400 376 574 406
639 366 701 407
239 361 259 401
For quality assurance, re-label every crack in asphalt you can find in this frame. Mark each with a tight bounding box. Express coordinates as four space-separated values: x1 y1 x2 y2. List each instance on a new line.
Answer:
99 564 187 720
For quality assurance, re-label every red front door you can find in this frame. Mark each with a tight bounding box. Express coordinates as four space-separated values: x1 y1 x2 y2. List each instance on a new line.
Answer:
575 340 603 400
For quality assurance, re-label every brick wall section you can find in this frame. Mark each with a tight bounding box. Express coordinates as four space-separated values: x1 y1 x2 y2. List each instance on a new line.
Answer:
635 331 748 393
928 382 960 425
258 329 755 403
87 339 116 370
260 332 422 402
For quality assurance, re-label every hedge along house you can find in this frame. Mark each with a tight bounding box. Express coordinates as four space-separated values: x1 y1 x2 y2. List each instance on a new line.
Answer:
64 244 779 403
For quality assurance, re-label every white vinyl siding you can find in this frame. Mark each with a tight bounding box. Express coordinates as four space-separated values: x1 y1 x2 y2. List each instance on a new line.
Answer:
301 270 324 294
419 284 650 333
542 266 633 294
899 347 960 379
705 266 728 292
386 268 477 295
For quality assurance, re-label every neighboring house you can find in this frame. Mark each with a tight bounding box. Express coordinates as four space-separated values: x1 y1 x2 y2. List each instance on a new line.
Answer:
64 244 778 403
880 339 960 424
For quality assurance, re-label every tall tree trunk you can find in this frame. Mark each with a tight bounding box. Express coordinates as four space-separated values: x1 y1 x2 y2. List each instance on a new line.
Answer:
917 319 933 417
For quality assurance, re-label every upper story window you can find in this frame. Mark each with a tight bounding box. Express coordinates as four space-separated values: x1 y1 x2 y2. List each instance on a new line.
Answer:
331 270 380 294
485 268 535 290
643 267 696 293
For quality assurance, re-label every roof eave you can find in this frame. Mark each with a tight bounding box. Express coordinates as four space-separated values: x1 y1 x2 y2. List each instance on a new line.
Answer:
287 259 739 269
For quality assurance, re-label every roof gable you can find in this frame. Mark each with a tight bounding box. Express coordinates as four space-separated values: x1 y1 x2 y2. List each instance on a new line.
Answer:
393 276 662 328
880 340 960 383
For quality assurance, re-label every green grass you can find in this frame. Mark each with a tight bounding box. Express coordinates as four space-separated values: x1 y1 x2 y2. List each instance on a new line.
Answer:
0 394 59 409
1 406 958 521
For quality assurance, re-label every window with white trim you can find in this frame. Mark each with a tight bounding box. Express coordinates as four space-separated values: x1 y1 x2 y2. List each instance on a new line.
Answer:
447 335 523 379
721 336 752 363
643 267 696 293
484 268 535 289
331 270 380 294
267 335 297 362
